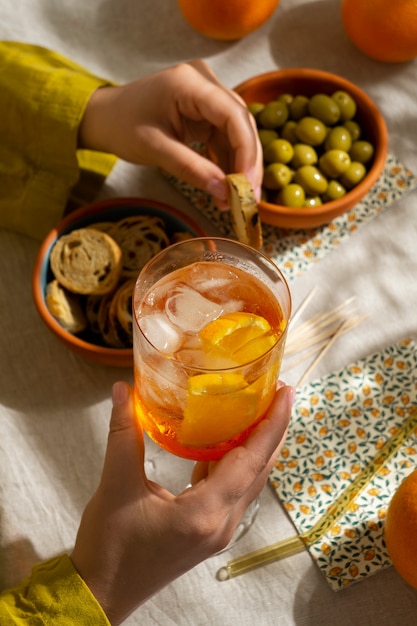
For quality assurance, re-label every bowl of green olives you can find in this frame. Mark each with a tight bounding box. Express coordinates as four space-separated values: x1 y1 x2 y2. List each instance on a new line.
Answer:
234 68 388 229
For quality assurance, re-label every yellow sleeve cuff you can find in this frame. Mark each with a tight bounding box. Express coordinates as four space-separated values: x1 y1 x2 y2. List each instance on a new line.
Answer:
0 554 110 625
0 42 117 240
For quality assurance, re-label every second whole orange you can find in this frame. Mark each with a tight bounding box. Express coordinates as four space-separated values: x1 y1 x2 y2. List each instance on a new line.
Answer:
177 0 280 41
341 0 417 63
384 468 417 589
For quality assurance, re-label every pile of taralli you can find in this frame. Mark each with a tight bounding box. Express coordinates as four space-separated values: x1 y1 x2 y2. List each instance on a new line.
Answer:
46 215 191 348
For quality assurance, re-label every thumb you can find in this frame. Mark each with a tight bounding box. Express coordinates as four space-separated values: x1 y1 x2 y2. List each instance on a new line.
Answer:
110 381 137 432
99 381 146 489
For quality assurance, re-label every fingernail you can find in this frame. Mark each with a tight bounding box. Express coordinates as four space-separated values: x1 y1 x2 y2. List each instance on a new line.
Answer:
112 381 130 405
215 200 230 212
243 168 261 203
206 178 227 202
284 385 296 409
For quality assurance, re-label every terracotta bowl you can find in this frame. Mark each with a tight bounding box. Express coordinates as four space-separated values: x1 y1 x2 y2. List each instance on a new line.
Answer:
234 68 388 229
32 197 207 367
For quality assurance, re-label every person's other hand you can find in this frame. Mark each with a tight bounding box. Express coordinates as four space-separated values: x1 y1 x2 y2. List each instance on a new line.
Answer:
70 381 294 625
78 60 263 210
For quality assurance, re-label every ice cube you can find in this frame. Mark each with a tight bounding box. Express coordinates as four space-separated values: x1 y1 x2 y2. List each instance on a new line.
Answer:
189 268 244 312
175 347 238 370
165 285 224 333
189 262 238 289
221 298 244 314
139 312 182 354
145 357 188 410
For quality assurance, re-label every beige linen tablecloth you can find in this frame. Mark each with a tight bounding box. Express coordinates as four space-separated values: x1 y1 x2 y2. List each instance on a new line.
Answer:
1 1 417 624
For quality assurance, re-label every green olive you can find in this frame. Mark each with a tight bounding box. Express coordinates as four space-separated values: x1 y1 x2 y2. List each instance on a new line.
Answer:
293 165 328 196
280 120 298 144
340 162 367 189
264 138 294 164
253 89 373 209
343 120 361 142
319 149 351 178
278 93 294 106
308 94 341 126
295 117 327 146
258 100 289 129
331 91 357 121
303 196 323 208
248 102 265 119
258 128 279 149
276 183 305 207
263 163 293 190
289 95 309 120
291 143 318 168
349 140 374 164
323 180 347 201
324 126 352 152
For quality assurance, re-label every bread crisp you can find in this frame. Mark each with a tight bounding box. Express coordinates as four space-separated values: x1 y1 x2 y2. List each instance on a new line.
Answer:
108 215 170 277
86 221 115 234
85 294 103 335
45 279 87 334
226 173 263 249
50 228 122 295
98 288 132 348
111 278 135 342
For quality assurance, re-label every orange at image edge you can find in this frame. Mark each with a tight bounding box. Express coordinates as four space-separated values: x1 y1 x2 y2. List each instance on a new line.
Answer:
384 468 417 590
177 0 280 41
341 0 417 64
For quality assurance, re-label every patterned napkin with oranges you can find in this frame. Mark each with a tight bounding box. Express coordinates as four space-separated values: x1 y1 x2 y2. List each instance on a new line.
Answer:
164 152 417 283
269 337 417 591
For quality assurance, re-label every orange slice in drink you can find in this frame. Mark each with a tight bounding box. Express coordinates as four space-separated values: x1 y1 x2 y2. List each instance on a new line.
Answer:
199 311 277 365
180 372 260 446
179 312 280 447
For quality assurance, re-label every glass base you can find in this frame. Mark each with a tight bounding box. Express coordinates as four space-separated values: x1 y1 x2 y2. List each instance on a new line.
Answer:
144 435 259 553
215 496 260 555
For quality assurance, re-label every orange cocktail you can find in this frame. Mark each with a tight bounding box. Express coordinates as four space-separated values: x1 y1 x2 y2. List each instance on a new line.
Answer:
133 238 291 461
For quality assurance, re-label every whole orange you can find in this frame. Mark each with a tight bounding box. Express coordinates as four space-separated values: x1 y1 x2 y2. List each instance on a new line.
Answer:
384 468 417 589
177 0 280 41
341 0 417 63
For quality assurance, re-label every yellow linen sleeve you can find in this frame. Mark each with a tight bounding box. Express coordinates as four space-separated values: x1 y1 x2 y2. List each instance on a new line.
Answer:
0 42 118 240
0 554 110 625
